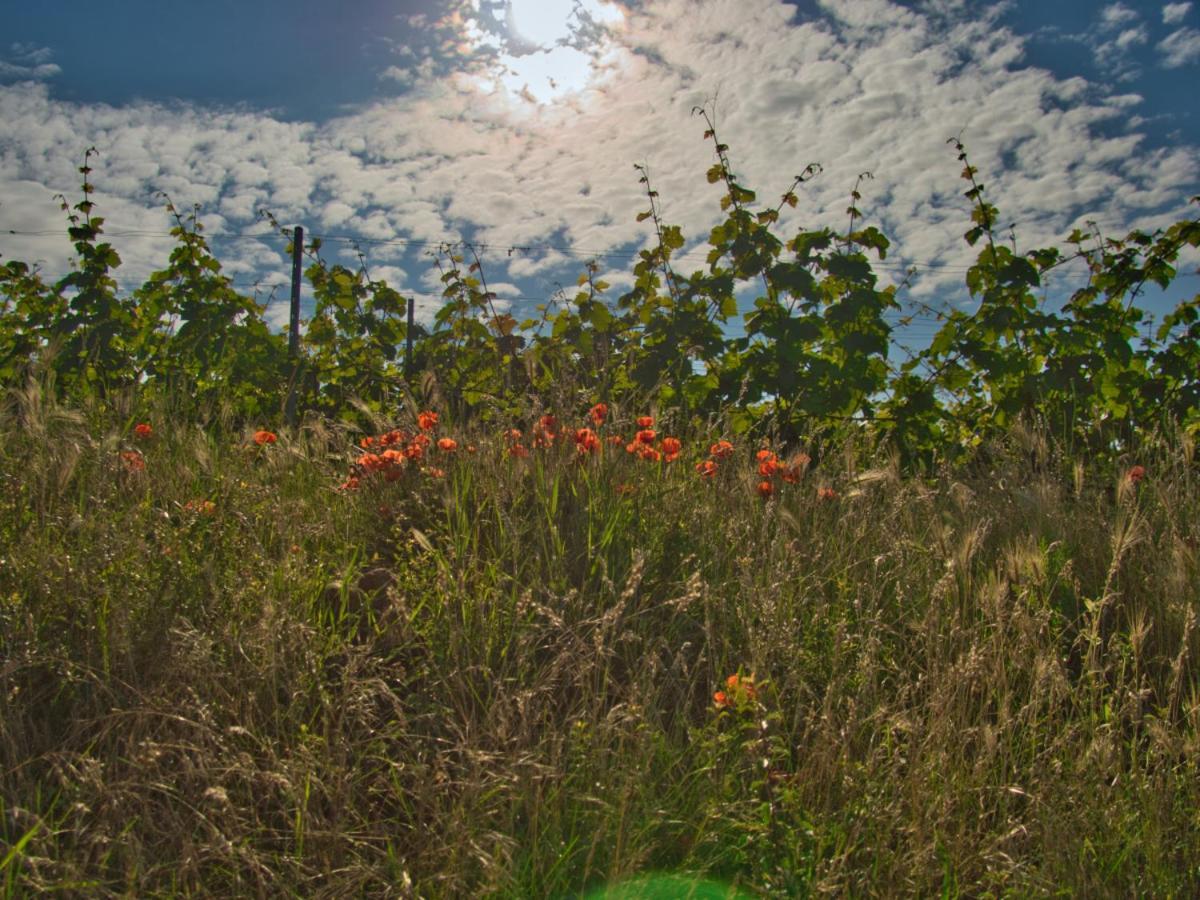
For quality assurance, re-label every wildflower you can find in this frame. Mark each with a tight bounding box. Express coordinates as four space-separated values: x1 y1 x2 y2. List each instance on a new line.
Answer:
120 450 145 472
338 476 360 492
757 480 774 499
1127 465 1146 484
437 437 458 452
183 499 216 516
635 428 656 446
589 402 609 426
636 415 654 429
254 430 277 445
695 459 718 478
817 486 837 501
380 430 406 447
509 443 530 459
360 436 377 449
608 435 625 447
426 467 446 479
661 437 682 462
709 440 734 460
758 457 780 478
417 411 439 432
533 415 559 448
574 427 600 455
781 453 810 484
506 428 523 444
756 448 776 462
134 422 153 439
715 673 758 707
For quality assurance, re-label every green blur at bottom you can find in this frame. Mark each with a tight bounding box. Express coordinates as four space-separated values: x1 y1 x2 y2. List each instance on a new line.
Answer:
581 873 752 899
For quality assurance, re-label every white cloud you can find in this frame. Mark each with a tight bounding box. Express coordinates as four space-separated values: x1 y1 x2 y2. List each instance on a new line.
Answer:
1100 3 1141 29
1115 26 1148 50
0 0 1197 323
1159 26 1200 65
1163 3 1192 25
0 44 60 81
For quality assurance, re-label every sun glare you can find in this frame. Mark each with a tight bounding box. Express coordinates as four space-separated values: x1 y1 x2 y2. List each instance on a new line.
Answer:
464 0 628 107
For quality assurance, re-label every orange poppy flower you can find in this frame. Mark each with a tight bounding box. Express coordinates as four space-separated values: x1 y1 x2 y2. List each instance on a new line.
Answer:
134 422 153 439
757 480 774 498
574 427 600 454
635 428 656 446
120 450 145 472
636 415 654 429
661 437 682 461
709 440 734 460
1127 465 1146 484
254 430 277 445
589 403 609 426
695 459 718 478
417 411 439 432
437 438 458 452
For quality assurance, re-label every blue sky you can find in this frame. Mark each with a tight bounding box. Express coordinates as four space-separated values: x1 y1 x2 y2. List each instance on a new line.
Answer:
1 0 1197 349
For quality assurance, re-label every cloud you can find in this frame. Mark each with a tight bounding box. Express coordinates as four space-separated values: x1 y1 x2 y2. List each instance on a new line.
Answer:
1163 3 1192 25
1158 26 1200 65
0 0 1197 324
0 43 60 82
1100 3 1141 30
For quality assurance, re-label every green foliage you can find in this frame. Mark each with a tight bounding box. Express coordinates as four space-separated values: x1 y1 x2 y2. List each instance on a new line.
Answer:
1 130 1198 470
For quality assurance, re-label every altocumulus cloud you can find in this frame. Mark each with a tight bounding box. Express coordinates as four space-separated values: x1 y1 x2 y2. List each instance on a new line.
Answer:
1 0 1197 319
0 43 60 82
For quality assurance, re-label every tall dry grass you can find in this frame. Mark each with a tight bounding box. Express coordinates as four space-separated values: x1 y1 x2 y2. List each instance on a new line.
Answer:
1 390 1197 897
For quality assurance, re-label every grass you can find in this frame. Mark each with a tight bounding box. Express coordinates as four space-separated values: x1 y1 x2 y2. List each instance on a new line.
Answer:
1 385 1198 897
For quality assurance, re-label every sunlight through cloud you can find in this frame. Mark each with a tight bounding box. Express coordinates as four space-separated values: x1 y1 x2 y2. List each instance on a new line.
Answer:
465 0 629 107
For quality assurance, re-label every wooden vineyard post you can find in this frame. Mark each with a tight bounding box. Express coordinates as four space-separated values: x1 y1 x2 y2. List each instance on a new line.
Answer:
284 225 304 427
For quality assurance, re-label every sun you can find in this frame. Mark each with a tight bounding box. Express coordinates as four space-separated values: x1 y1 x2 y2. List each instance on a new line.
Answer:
464 0 628 107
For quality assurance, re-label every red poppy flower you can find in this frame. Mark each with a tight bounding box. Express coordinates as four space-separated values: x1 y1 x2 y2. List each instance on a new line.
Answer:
134 422 153 439
1127 465 1146 484
120 450 145 472
254 430 277 445
574 427 600 454
636 416 654 428
757 480 774 498
661 437 682 461
709 440 734 460
589 403 608 426
695 459 718 478
635 428 656 446
417 411 439 432
437 438 458 452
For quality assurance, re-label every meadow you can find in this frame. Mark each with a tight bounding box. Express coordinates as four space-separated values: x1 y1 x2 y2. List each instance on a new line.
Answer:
0 389 1198 896
1 125 1199 895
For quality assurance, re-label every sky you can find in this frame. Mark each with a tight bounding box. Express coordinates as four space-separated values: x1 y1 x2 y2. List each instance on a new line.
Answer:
1 0 1198 352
